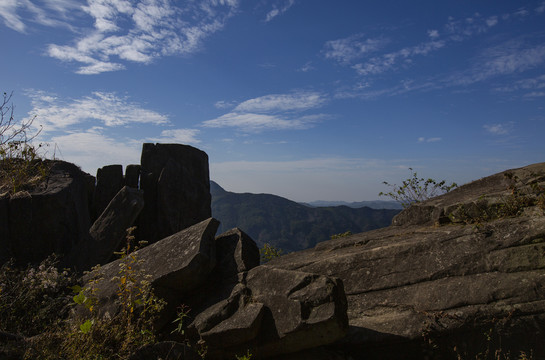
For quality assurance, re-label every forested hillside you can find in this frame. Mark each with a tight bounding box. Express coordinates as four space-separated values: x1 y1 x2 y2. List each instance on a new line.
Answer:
210 181 400 252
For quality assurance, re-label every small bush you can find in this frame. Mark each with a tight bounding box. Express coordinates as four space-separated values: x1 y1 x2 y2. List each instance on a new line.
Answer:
0 91 49 194
379 168 457 208
260 243 283 263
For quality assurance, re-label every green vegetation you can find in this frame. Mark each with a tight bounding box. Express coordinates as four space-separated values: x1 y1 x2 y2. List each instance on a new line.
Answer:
379 168 457 208
0 91 49 194
330 230 352 239
260 243 283 263
448 172 545 225
0 229 166 359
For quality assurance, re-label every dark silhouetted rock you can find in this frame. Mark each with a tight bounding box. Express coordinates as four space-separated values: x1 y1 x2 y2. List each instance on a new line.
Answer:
139 143 211 243
0 193 9 263
75 186 144 270
94 164 123 220
1 161 92 266
124 164 141 189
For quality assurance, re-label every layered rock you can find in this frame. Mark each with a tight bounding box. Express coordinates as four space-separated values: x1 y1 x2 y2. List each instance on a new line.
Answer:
267 162 545 358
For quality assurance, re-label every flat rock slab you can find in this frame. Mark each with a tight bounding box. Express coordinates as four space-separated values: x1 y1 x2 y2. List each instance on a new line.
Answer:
267 212 545 357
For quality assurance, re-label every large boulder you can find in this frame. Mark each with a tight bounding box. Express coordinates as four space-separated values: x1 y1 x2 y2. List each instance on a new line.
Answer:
138 143 212 243
74 186 145 271
1 160 93 266
267 162 545 358
83 218 220 328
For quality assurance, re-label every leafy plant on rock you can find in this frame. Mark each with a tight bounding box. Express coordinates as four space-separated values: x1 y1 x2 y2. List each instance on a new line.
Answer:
0 91 49 194
379 168 457 208
260 243 283 263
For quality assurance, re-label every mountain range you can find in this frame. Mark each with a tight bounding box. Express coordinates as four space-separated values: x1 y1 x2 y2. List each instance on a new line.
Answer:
210 181 401 252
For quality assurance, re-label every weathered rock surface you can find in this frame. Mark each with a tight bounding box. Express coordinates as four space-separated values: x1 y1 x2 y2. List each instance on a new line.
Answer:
1 161 93 266
83 218 220 325
75 186 145 270
267 162 545 358
189 266 348 359
138 143 212 243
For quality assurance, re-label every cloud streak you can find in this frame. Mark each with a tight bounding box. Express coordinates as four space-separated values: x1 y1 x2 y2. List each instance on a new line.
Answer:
6 0 240 74
0 0 80 33
25 90 169 132
203 91 328 132
265 0 294 22
323 34 387 64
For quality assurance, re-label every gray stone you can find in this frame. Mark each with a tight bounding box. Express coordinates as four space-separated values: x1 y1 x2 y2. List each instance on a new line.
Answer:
83 218 220 325
215 228 260 279
189 266 348 359
94 164 123 220
77 186 144 270
267 162 545 358
124 164 141 189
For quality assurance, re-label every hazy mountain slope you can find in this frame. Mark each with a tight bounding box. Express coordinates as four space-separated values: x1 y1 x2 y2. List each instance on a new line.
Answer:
304 200 403 209
210 181 400 252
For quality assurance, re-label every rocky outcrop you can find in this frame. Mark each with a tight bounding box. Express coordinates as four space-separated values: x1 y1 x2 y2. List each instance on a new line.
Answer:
75 186 145 270
138 143 212 244
83 218 220 324
0 143 213 269
1 161 93 266
82 220 348 359
189 266 348 359
267 162 545 358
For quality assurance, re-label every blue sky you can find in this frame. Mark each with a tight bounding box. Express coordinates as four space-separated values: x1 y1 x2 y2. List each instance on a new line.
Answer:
1 0 545 202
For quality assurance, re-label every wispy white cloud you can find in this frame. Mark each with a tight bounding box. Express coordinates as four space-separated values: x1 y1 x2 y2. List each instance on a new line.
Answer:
146 128 201 144
524 91 545 98
447 40 545 86
204 91 328 132
265 0 294 22
202 112 324 132
214 100 237 109
233 91 327 113
427 29 439 39
418 137 442 143
8 0 240 74
483 123 513 135
0 0 80 32
49 128 141 174
299 61 315 72
537 2 545 14
323 34 387 64
352 40 445 76
25 90 169 132
494 74 545 93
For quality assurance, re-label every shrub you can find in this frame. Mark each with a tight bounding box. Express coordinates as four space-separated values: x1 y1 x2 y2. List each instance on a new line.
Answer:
0 91 49 194
259 243 283 263
379 168 457 208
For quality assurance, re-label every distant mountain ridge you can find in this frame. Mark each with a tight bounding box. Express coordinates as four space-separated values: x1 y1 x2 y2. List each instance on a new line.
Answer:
303 200 403 209
210 181 400 252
